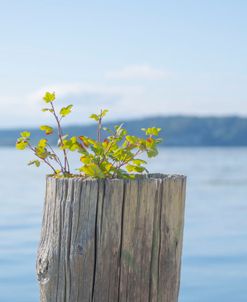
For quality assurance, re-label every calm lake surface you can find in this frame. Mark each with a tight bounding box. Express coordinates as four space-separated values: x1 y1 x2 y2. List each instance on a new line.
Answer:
0 147 246 302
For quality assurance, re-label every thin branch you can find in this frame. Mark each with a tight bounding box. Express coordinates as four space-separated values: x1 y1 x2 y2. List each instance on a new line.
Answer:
116 149 142 170
47 143 64 171
27 143 57 174
97 114 102 142
50 102 70 174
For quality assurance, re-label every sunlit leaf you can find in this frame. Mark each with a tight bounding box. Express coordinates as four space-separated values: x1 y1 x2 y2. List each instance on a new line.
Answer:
101 109 109 117
132 159 147 166
21 131 30 138
35 146 48 159
16 141 28 150
38 139 47 148
60 104 73 117
144 127 161 136
43 92 55 103
40 125 53 135
89 113 99 121
80 156 91 164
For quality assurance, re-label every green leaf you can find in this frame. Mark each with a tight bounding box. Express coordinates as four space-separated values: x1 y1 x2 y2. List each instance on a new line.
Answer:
126 164 145 173
40 125 53 135
28 160 40 167
90 109 108 121
146 137 154 148
89 113 99 121
80 155 91 164
43 92 55 103
144 127 162 136
42 108 54 113
80 164 105 178
132 159 147 166
126 135 138 144
147 147 158 158
35 146 48 159
38 139 47 148
16 141 28 150
70 136 77 144
101 109 109 117
21 131 30 138
60 104 73 117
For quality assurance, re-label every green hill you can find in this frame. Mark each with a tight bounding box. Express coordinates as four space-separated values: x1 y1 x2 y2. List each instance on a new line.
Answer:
1 115 247 147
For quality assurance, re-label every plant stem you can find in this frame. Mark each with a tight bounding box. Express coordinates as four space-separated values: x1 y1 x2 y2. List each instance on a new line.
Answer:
50 102 70 174
47 143 64 171
27 143 57 174
97 110 102 142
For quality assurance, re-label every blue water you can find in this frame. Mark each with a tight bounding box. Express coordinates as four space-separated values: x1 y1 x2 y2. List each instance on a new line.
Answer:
0 147 247 301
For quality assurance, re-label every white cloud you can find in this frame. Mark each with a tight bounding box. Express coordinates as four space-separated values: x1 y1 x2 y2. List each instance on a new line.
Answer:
0 82 146 127
27 82 143 103
105 65 169 80
1 69 246 128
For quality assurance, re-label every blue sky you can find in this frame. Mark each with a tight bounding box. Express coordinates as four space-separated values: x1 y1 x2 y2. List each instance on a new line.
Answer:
0 0 246 127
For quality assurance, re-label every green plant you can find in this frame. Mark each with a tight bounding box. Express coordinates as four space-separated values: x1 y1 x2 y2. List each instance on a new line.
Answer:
16 92 162 179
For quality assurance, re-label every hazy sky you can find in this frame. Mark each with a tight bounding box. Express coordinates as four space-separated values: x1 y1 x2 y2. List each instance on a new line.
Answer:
0 0 246 127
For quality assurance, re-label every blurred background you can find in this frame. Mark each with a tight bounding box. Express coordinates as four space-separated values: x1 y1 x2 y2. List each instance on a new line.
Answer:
0 1 247 301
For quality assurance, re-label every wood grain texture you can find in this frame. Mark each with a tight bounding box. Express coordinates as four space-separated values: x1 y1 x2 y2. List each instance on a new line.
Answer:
36 174 186 302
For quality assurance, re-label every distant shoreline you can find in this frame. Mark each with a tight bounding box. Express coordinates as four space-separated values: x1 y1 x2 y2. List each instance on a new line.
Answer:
1 115 247 147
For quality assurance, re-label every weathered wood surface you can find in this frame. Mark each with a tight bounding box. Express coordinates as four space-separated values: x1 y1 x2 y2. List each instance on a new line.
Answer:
36 174 186 302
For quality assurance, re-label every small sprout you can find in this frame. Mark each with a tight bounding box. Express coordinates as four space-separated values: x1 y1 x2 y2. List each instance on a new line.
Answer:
90 109 108 121
16 93 162 178
40 125 53 135
43 92 55 103
89 113 99 121
142 127 161 136
21 131 30 138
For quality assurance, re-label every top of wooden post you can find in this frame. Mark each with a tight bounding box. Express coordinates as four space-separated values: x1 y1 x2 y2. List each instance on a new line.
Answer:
46 173 186 182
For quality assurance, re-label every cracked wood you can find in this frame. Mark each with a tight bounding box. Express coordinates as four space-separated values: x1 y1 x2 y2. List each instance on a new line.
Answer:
36 174 186 302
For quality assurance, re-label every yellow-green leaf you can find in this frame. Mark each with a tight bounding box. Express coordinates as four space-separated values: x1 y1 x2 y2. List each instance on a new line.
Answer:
89 113 99 121
144 127 162 136
21 131 30 138
43 92 55 103
132 159 147 166
101 109 109 117
60 104 73 117
80 156 91 164
16 141 28 150
38 139 47 148
40 125 53 135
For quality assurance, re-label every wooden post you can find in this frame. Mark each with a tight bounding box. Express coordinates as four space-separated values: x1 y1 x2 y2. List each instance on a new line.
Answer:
36 174 186 302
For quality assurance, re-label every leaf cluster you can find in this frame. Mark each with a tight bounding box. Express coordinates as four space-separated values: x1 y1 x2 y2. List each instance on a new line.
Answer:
16 92 162 179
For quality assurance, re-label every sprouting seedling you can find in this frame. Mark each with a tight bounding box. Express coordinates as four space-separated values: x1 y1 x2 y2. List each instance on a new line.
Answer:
16 92 74 175
16 92 162 178
77 110 162 179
